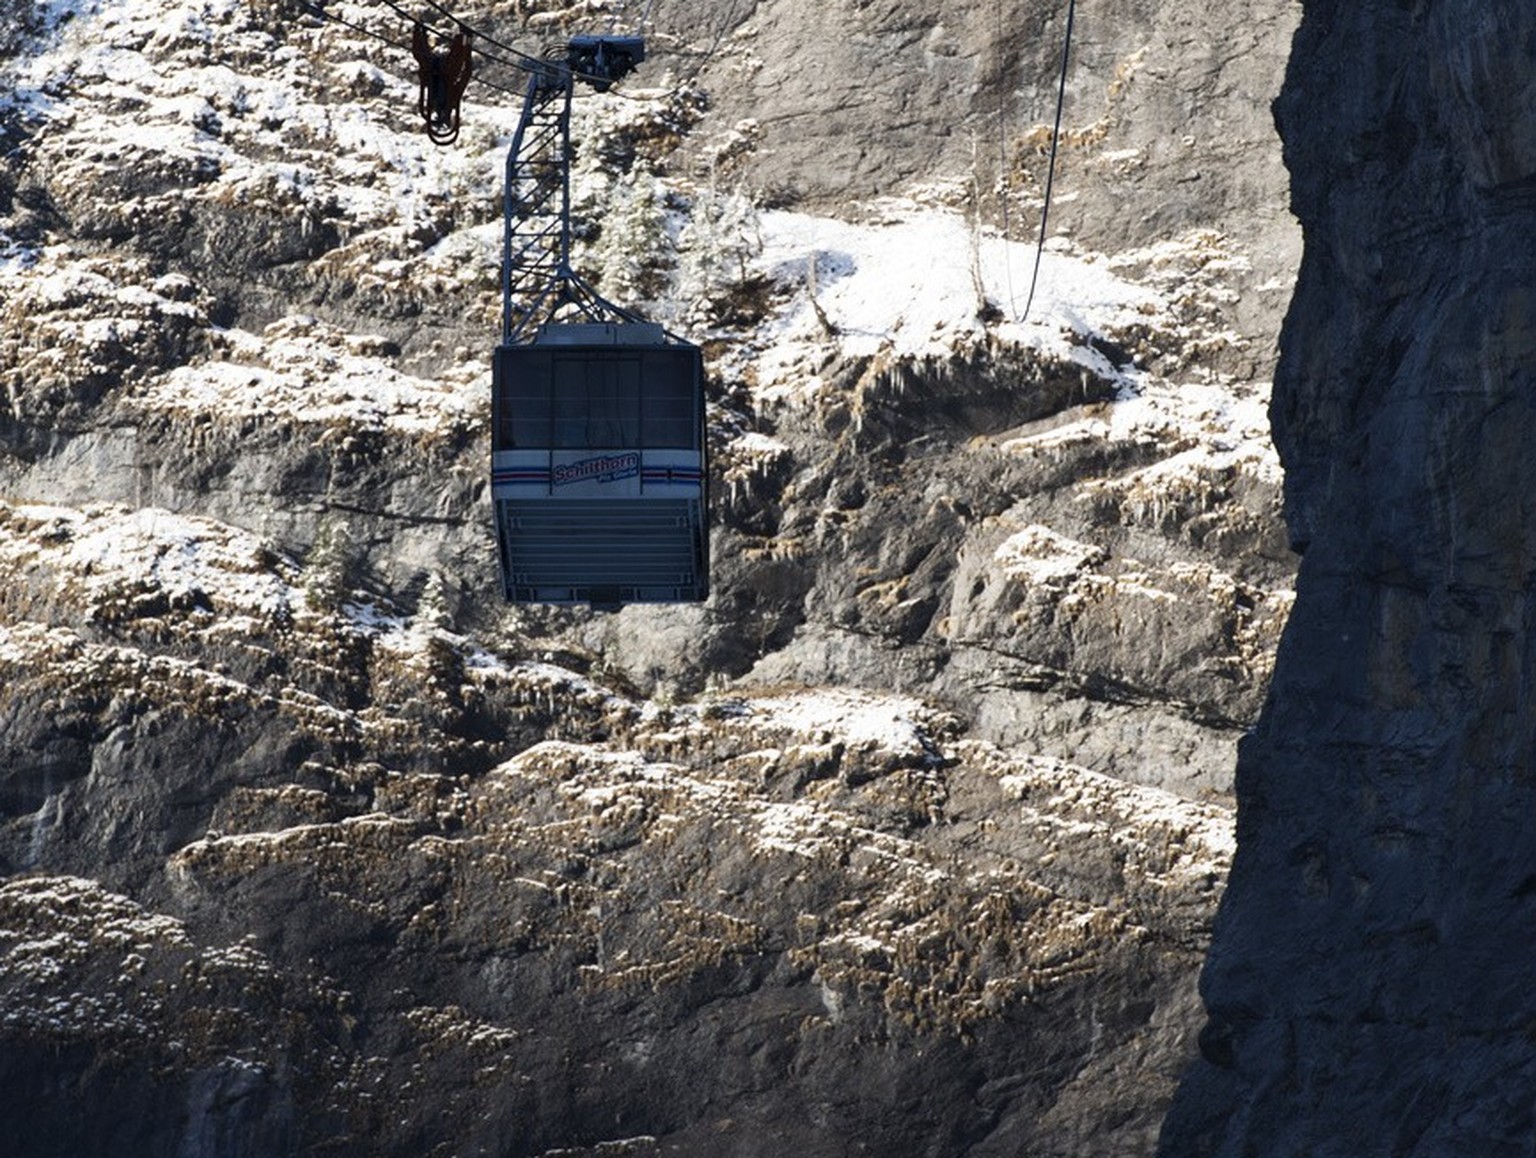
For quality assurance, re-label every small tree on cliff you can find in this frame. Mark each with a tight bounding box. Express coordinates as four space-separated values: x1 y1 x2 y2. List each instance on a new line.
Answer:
676 185 762 325
593 171 672 305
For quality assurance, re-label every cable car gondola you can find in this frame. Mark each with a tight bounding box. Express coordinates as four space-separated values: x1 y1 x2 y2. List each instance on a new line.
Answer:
492 36 707 607
492 322 707 605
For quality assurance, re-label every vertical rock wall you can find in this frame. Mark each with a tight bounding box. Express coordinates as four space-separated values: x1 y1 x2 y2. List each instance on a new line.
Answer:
1161 2 1536 1152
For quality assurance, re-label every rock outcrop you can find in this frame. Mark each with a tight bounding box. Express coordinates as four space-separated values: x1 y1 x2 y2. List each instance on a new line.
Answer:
1160 2 1536 1153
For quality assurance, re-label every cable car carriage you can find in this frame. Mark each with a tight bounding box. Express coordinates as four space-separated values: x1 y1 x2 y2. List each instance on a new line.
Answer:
492 37 707 606
492 323 706 604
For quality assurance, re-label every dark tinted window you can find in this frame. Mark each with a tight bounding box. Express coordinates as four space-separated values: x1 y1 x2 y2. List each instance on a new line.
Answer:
641 350 697 448
494 344 700 451
552 355 641 448
509 354 552 448
494 348 553 450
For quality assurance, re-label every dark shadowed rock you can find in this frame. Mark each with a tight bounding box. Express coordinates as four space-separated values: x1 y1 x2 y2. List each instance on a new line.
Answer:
1160 2 1536 1153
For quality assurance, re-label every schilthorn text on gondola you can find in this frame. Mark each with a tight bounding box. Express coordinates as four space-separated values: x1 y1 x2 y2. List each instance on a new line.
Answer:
552 453 641 487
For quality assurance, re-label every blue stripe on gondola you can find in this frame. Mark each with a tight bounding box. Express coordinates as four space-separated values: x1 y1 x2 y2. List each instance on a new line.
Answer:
495 469 701 484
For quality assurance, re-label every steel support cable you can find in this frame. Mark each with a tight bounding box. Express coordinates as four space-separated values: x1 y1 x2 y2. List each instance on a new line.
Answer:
366 0 564 96
385 0 641 93
308 0 572 97
392 0 730 102
402 0 548 72
291 0 408 50
290 0 525 98
1021 0 1075 324
299 0 733 108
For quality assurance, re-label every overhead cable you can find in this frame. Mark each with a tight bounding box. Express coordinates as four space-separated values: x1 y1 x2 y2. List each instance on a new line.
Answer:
290 0 525 98
1020 0 1076 324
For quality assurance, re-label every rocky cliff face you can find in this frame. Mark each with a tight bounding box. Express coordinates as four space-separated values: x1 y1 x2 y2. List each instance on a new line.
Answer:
1159 2 1536 1153
2 0 1298 1153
